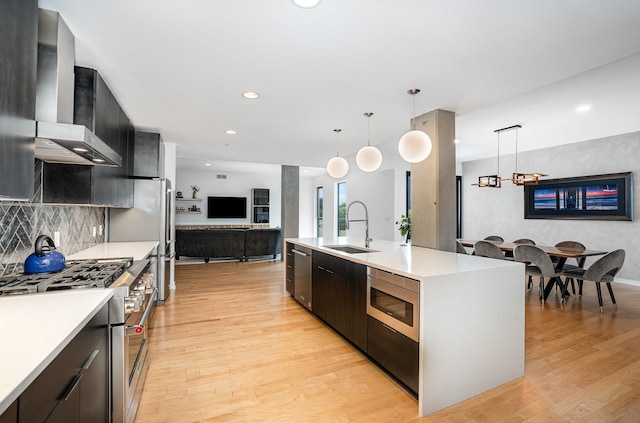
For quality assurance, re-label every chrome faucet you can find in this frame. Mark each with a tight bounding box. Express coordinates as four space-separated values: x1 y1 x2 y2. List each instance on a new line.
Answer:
346 200 372 248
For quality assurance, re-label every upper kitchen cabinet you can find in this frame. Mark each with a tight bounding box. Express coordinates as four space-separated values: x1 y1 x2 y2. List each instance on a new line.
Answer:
40 66 134 206
133 131 164 178
0 0 37 200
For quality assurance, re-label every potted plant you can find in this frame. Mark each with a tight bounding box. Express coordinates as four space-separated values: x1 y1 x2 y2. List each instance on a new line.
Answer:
396 211 411 245
191 185 200 199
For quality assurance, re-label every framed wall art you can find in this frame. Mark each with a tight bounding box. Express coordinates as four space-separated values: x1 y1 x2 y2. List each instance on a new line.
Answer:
524 172 633 220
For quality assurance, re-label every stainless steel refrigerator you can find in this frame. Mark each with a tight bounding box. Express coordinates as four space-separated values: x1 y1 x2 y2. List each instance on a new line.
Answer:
109 178 175 304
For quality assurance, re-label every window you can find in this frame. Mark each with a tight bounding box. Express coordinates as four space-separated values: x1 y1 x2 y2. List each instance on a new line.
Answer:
316 186 323 237
406 171 411 216
456 176 462 238
337 182 347 236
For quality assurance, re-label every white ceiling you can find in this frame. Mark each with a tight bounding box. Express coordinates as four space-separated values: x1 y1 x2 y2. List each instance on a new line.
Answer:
39 0 640 174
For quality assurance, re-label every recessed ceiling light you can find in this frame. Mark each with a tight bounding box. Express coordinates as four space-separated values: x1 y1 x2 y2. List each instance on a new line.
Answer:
576 104 591 113
454 139 461 144
242 91 260 99
225 130 237 135
92 158 105 163
73 147 89 152
291 0 322 8
205 163 211 166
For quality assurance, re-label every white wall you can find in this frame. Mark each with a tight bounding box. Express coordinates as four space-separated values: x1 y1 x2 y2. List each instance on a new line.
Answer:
299 175 315 237
175 168 281 228
461 130 640 282
312 168 406 244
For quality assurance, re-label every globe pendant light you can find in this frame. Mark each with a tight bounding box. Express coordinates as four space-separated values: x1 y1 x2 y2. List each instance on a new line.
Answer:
356 112 383 172
398 89 432 163
326 128 349 178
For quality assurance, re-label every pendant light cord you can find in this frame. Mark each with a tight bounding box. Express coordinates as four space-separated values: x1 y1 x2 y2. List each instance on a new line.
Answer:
364 112 373 146
333 128 341 156
408 89 420 130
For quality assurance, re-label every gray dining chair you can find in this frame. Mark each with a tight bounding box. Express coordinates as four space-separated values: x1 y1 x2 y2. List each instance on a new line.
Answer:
484 235 504 242
514 244 561 304
507 238 536 284
456 241 468 254
474 240 505 260
554 240 587 294
561 249 625 312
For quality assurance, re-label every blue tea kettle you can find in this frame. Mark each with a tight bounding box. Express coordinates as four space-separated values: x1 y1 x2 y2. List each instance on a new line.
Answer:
24 235 66 274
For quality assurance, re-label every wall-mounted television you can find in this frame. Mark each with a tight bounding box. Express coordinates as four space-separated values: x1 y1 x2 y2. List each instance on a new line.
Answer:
207 196 247 219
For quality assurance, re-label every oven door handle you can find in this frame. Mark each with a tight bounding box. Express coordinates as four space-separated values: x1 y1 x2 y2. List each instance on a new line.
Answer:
125 287 157 336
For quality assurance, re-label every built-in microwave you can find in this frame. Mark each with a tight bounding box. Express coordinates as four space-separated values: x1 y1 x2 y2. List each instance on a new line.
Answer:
366 267 419 342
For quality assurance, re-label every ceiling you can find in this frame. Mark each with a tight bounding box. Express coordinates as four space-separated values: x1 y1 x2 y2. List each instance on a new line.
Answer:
39 0 640 174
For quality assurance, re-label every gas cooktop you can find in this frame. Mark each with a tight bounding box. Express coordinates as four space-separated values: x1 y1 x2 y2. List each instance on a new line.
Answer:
0 257 134 296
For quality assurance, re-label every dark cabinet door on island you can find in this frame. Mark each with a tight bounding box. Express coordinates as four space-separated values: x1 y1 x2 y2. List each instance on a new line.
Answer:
312 259 346 335
285 243 295 296
344 262 367 351
18 304 109 423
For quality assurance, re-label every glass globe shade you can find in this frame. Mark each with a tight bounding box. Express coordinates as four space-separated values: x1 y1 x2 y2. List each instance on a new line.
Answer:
326 156 349 178
291 0 322 8
398 130 432 163
356 145 383 172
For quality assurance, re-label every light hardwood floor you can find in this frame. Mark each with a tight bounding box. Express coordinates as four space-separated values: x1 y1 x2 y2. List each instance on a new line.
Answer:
137 260 640 422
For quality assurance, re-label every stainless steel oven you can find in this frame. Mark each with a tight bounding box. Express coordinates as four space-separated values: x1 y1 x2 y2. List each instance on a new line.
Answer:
110 260 156 423
366 267 419 342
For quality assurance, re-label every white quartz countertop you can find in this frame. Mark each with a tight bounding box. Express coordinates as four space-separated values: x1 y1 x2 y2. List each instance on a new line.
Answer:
0 289 113 414
67 241 158 261
286 237 521 280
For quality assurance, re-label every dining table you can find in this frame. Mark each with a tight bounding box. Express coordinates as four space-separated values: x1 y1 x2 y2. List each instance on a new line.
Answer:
457 239 608 300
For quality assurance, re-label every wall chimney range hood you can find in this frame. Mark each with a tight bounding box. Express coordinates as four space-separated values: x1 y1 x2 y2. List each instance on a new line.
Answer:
35 9 121 167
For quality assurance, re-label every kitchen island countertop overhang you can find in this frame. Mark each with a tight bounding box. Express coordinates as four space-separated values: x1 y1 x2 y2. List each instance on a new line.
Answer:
285 237 526 417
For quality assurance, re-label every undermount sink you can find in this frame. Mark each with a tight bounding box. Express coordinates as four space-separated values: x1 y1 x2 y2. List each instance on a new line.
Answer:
323 245 377 254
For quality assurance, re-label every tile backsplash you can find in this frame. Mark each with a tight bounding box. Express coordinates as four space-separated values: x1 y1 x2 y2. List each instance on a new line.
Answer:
0 201 104 276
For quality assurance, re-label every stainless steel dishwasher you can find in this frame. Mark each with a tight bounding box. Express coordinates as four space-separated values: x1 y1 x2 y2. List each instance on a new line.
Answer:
292 246 312 310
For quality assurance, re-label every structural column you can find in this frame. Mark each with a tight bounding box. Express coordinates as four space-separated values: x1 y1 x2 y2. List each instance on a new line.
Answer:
280 165 299 260
410 109 456 252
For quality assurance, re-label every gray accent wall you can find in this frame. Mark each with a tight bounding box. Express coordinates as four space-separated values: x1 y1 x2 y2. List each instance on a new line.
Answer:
462 130 639 282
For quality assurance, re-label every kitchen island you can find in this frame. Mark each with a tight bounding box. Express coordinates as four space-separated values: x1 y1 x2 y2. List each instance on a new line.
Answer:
286 237 525 417
0 290 112 416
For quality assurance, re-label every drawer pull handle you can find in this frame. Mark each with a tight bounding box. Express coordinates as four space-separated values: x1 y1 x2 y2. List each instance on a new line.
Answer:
83 349 100 370
61 374 82 401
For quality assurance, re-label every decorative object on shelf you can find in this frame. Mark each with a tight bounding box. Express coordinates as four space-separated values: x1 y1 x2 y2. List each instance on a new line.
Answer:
191 185 200 199
396 212 411 245
524 172 633 220
176 191 183 198
475 125 547 188
356 112 383 172
326 128 349 179
398 89 432 163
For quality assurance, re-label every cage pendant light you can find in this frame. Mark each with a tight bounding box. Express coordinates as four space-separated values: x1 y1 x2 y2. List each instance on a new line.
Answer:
475 129 502 188
356 112 383 172
326 128 349 178
398 89 433 163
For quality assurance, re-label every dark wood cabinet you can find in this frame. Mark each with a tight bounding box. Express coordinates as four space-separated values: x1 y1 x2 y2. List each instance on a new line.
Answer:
367 315 419 395
344 262 367 351
0 0 37 199
41 66 134 206
285 243 295 296
18 304 109 423
311 251 368 344
133 131 164 178
0 400 17 423
313 256 346 334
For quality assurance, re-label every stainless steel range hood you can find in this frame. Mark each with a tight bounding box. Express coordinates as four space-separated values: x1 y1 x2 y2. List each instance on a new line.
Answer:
35 9 121 167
